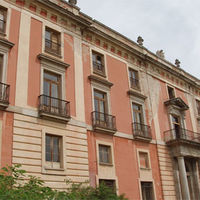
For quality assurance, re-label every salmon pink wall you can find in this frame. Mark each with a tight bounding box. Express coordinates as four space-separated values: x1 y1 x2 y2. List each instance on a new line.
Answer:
27 18 42 107
114 137 140 199
1 112 13 167
157 81 171 139
7 9 21 105
82 44 92 125
107 55 132 134
64 33 76 117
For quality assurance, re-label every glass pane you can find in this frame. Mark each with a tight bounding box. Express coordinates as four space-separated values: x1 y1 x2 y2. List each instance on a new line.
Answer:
51 83 58 98
94 99 98 112
53 137 60 162
94 91 104 99
99 101 105 113
45 135 51 161
43 81 50 96
45 30 51 40
44 72 59 82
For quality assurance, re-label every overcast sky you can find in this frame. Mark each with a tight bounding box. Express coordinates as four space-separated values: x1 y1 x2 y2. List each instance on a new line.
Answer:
77 0 200 79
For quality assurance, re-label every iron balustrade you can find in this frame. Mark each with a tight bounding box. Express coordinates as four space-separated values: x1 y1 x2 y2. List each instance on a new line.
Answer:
38 95 70 118
45 39 61 55
130 77 140 90
0 82 10 104
0 19 5 33
164 128 200 144
93 61 105 74
92 111 116 131
132 122 152 139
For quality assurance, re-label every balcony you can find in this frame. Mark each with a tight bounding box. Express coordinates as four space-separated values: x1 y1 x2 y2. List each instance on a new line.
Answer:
92 111 117 134
132 122 152 142
38 95 70 123
130 77 140 90
164 128 200 146
0 82 9 109
45 39 61 56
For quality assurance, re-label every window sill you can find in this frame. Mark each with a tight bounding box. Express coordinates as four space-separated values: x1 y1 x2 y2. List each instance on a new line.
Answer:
99 162 113 166
93 70 106 78
140 167 151 171
44 167 65 171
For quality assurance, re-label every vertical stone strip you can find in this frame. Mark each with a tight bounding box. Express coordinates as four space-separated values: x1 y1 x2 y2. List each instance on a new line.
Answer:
15 11 31 107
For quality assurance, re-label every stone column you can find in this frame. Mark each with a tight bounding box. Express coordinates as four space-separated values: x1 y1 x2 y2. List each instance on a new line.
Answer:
177 156 190 200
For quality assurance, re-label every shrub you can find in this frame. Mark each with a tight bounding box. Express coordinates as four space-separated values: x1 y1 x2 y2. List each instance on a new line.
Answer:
0 165 128 200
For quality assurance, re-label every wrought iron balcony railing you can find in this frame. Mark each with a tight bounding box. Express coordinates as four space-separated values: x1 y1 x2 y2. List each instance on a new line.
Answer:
130 77 140 90
0 19 6 33
0 82 10 105
164 128 200 144
92 111 116 132
93 61 105 75
132 122 152 140
45 39 61 55
38 95 70 118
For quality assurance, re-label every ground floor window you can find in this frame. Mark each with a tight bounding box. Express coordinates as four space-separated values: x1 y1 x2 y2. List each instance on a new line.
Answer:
99 179 116 191
141 182 154 200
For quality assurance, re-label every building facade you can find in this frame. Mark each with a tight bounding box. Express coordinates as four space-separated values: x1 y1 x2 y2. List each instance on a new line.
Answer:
0 0 200 199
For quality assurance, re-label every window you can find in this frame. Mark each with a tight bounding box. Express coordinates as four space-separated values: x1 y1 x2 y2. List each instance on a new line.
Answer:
132 103 143 125
141 182 154 200
45 27 61 56
196 100 200 116
99 144 112 165
94 89 107 114
0 7 6 34
129 69 140 90
99 179 116 191
45 134 61 163
171 115 181 139
92 51 105 76
167 86 175 99
139 152 149 169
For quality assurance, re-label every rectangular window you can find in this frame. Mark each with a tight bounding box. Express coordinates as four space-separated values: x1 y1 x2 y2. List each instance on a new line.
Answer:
167 86 175 99
92 51 105 76
99 144 112 165
171 115 181 139
132 103 143 124
45 27 61 56
0 7 7 34
99 179 116 191
45 134 61 162
129 69 140 90
139 152 149 169
196 100 200 116
141 182 154 200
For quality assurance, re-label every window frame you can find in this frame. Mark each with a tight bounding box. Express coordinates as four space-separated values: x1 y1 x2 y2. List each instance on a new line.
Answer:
44 26 61 57
99 179 116 191
196 99 200 116
167 85 175 99
129 68 140 90
42 128 66 174
132 102 144 124
0 6 7 35
98 144 112 165
92 50 106 77
140 181 155 200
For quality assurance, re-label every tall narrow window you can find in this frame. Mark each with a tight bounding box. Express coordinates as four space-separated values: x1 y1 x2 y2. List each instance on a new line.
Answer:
94 90 107 114
92 51 105 76
167 86 175 99
45 134 61 162
99 144 112 165
0 7 6 34
45 27 61 56
132 103 143 124
196 100 200 116
141 182 154 200
129 69 140 90
171 115 181 139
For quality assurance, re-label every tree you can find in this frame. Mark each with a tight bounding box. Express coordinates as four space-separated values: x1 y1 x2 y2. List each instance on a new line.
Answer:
0 165 128 200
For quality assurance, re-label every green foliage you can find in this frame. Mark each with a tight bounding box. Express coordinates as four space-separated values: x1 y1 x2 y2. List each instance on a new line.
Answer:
0 165 128 200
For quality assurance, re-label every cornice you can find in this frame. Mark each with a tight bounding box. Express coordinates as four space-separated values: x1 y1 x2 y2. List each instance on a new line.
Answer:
37 54 70 69
0 38 14 49
127 90 147 100
88 75 113 88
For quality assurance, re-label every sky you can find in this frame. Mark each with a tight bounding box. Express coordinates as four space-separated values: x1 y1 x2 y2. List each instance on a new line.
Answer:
77 0 200 79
